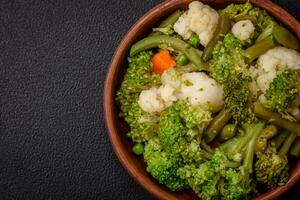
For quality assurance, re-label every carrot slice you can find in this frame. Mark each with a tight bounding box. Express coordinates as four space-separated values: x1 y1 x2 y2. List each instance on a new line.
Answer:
151 50 176 74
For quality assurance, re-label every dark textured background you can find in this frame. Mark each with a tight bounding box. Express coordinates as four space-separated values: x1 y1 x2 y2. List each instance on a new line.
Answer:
0 0 299 199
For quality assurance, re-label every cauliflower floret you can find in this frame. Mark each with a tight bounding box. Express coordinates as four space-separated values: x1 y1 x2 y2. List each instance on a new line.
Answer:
138 88 165 114
138 84 178 114
178 72 224 112
256 71 277 93
158 84 178 107
161 68 182 90
174 1 219 46
173 13 193 40
258 47 300 73
254 47 300 104
256 47 300 90
232 20 255 41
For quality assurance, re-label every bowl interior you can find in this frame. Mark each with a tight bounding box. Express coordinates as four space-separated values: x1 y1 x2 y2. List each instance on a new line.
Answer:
104 0 300 200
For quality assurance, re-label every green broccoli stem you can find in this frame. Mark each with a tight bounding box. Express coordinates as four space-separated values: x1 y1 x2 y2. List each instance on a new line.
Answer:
289 137 300 157
219 127 252 155
271 131 290 150
278 133 297 157
204 109 232 143
254 102 300 137
200 148 239 168
242 122 265 173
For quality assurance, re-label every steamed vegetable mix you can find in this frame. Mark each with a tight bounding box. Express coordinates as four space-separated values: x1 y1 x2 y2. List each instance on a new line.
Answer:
116 1 300 199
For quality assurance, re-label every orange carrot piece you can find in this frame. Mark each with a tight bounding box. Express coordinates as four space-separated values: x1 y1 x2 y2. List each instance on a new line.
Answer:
151 50 176 74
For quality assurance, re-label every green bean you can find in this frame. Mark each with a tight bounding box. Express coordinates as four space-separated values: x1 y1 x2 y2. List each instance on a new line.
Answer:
204 109 232 143
255 24 299 50
233 15 257 23
130 35 207 69
278 132 297 156
289 137 300 157
254 102 300 137
245 35 277 63
150 10 183 36
184 47 204 68
255 125 278 153
159 10 183 29
176 53 189 66
202 14 231 62
132 143 144 155
130 35 188 56
200 141 214 154
273 25 299 50
270 131 290 150
218 124 237 142
177 63 198 73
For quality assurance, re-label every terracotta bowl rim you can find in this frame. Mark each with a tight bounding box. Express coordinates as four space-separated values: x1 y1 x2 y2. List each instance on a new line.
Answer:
104 0 300 199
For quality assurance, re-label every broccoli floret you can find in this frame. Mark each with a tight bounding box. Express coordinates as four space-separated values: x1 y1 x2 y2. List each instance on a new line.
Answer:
265 69 299 112
158 102 213 164
221 2 253 18
143 137 188 191
218 123 265 199
255 145 289 189
254 132 296 189
222 2 276 40
125 102 158 142
177 155 224 200
116 51 161 142
223 73 256 124
179 101 213 129
179 122 265 200
210 33 247 84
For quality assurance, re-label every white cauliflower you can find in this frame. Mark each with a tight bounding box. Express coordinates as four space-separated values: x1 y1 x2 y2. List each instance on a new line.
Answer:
258 47 300 73
178 72 224 112
232 20 255 41
253 47 300 105
138 85 178 114
173 1 219 46
173 13 193 40
158 84 178 107
161 68 182 90
138 87 165 114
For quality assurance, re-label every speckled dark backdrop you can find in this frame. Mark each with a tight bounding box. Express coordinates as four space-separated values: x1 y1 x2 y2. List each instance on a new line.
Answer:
0 0 299 199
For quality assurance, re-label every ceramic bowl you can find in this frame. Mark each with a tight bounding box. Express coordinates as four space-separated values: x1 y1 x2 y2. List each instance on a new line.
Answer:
104 0 300 199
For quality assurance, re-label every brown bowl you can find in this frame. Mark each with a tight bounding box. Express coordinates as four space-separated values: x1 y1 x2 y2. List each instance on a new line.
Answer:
104 0 300 199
